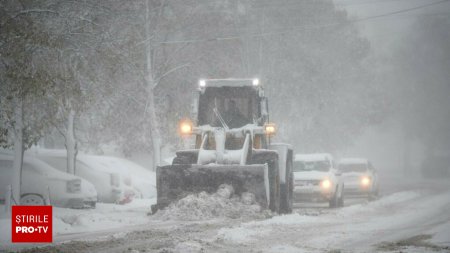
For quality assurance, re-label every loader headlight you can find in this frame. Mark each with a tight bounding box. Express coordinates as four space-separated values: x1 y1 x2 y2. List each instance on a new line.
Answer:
199 79 206 87
361 176 371 187
264 123 276 136
320 179 331 189
179 119 193 136
252 78 260 86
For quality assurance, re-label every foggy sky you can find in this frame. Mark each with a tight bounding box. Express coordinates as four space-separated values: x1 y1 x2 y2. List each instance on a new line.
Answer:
335 0 450 51
334 0 450 173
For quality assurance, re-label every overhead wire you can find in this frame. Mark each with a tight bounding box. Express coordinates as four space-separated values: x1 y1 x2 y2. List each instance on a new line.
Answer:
157 0 450 45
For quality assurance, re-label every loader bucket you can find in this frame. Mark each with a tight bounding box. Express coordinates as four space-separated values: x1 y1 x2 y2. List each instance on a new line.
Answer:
151 164 276 213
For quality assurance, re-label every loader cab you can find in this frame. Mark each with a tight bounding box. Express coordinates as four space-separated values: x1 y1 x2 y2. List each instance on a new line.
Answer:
193 79 270 150
197 86 264 128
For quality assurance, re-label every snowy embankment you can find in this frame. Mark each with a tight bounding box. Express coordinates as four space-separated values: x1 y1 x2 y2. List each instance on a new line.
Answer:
214 188 450 252
0 198 155 247
54 198 156 235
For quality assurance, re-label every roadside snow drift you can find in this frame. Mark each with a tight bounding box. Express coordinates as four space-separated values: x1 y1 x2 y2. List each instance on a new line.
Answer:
0 198 155 247
214 189 450 252
53 199 155 235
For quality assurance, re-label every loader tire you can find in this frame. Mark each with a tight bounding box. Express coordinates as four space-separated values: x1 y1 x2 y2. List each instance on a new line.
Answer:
329 194 337 208
329 187 339 208
338 189 344 207
251 152 280 213
279 154 293 214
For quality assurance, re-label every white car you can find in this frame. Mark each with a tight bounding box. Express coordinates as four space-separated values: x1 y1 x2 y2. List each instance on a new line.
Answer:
338 158 379 200
34 150 134 204
293 153 344 208
0 154 97 208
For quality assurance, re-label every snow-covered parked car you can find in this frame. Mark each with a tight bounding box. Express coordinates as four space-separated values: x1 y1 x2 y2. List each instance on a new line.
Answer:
338 158 379 199
0 154 97 208
293 153 344 207
34 150 134 204
87 156 156 198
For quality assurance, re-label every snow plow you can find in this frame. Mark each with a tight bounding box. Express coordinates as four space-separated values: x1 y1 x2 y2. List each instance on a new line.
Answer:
151 79 293 214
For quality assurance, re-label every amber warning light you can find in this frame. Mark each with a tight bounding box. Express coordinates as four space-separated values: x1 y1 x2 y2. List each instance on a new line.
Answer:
179 119 194 136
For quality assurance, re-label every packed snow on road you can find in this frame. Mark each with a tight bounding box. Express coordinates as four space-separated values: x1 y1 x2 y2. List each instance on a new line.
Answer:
1 176 450 253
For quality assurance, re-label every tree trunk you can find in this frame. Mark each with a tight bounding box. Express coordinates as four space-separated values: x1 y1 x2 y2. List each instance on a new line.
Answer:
145 0 162 170
65 108 77 174
12 97 24 205
148 92 162 170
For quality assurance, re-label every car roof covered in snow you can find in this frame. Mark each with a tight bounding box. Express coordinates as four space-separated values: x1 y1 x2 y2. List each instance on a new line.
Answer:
29 148 154 177
338 158 369 165
90 156 156 181
29 149 124 174
76 155 131 174
0 153 82 181
294 153 333 162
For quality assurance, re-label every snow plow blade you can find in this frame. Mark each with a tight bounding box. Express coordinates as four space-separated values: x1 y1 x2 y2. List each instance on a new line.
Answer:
151 164 272 213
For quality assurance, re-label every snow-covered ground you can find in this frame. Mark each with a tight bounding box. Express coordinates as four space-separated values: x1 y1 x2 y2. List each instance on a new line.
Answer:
1 176 449 253
0 199 155 250
215 188 450 252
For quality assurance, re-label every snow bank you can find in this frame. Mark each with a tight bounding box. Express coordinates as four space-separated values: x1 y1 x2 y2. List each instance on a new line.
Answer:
53 198 155 235
336 190 421 217
427 220 450 246
1 199 155 249
369 190 420 205
215 190 449 249
215 209 329 244
155 184 271 221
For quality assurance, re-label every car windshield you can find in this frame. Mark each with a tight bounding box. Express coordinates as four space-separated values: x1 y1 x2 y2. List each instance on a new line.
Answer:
294 160 330 172
338 163 367 173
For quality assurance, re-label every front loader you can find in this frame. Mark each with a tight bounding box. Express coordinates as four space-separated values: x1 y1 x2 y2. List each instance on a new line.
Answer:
151 78 293 214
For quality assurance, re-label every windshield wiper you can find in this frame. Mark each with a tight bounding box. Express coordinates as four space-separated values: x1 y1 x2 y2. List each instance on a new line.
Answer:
213 107 229 131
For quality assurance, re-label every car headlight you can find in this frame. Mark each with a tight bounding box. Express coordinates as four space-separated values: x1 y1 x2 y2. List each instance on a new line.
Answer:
67 179 81 193
361 176 371 187
320 179 331 189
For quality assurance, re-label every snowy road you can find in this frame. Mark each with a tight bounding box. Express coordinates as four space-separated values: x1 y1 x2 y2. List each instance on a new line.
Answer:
1 175 450 253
